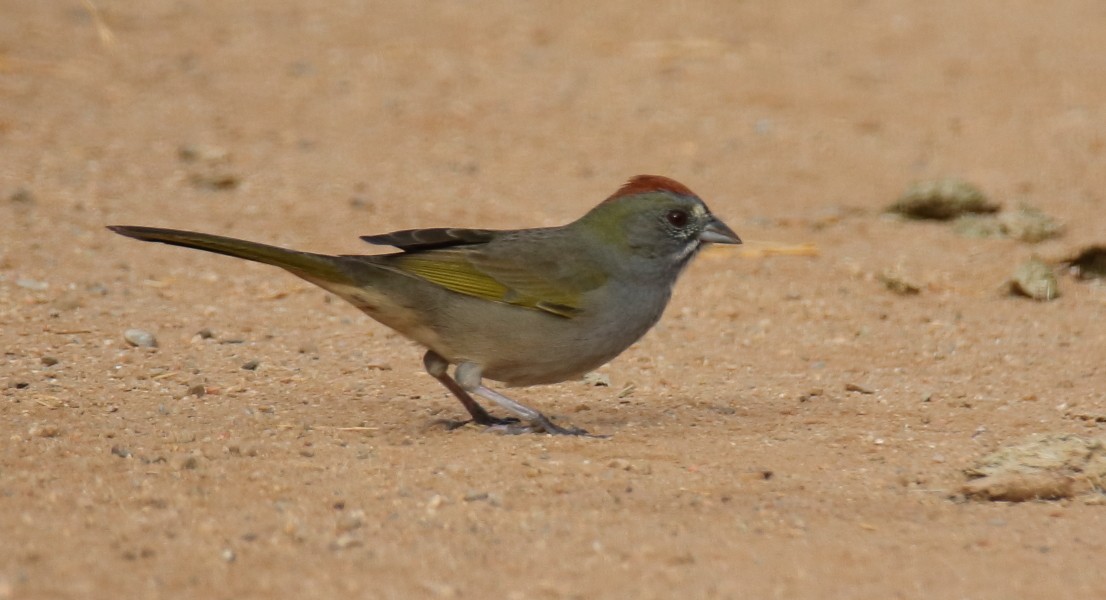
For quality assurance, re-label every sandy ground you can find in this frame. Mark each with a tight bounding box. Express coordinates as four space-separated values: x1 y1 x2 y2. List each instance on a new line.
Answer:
3 1 1106 598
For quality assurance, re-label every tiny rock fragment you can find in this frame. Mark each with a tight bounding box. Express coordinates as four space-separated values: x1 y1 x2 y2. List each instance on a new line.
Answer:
737 468 774 482
33 395 60 409
365 358 392 370
425 494 445 513
16 278 48 291
9 187 35 204
889 178 999 220
336 509 366 532
463 490 489 502
190 172 240 191
1009 258 1059 301
241 359 260 371
330 533 362 550
111 445 132 458
178 144 229 163
124 328 158 347
845 383 874 394
1066 246 1106 280
349 196 375 211
583 372 611 387
877 270 921 296
185 385 207 400
798 388 823 402
41 356 59 366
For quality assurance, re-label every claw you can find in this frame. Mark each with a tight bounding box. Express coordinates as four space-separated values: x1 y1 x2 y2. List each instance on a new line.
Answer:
487 415 607 437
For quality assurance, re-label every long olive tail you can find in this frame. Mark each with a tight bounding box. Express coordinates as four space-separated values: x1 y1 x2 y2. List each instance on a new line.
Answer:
107 226 356 285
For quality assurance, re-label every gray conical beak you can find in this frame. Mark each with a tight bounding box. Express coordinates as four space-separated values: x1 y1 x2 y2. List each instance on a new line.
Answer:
699 217 742 244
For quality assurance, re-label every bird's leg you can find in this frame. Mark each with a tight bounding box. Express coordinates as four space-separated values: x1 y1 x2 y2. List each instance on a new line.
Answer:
422 351 516 427
454 362 596 437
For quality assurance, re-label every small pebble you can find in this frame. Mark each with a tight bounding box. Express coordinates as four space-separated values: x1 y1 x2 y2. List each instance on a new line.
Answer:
124 328 158 348
185 377 207 397
242 359 260 371
41 356 59 366
330 533 363 550
221 548 236 563
29 424 60 438
186 383 207 397
877 270 921 296
799 388 824 402
845 383 875 394
16 278 48 291
349 196 374 211
336 510 365 532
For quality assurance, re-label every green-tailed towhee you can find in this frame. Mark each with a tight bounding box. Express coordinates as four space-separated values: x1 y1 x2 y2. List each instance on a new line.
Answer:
109 175 740 435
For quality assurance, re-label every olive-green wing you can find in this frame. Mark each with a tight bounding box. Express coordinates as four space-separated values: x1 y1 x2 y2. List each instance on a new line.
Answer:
370 246 607 319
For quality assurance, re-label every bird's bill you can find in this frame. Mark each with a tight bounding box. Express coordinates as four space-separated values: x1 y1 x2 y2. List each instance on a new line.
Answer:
699 217 742 244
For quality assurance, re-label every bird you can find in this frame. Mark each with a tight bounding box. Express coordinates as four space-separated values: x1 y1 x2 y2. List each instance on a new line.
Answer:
108 175 740 435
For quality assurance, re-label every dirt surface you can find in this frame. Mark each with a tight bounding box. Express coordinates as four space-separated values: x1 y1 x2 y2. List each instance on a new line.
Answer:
3 1 1106 598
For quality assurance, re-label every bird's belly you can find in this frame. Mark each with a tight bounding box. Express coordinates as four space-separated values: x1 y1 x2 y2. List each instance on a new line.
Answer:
463 296 668 387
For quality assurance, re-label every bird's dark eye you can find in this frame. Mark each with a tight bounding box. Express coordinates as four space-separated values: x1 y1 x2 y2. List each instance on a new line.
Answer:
665 209 690 228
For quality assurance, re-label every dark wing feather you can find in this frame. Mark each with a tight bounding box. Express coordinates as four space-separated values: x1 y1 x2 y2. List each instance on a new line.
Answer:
360 228 500 251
